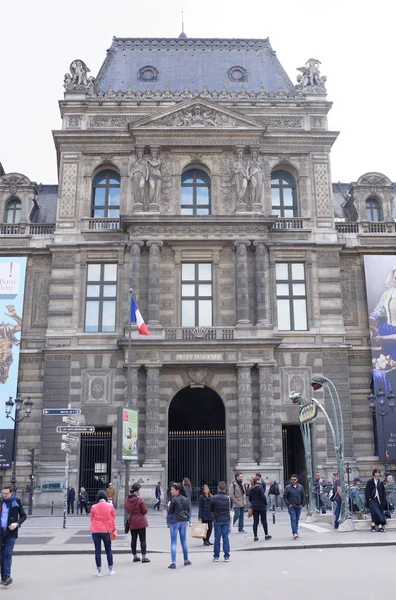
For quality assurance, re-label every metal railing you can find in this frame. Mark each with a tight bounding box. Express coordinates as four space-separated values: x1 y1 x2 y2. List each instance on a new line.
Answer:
272 218 304 230
165 327 234 340
315 482 396 516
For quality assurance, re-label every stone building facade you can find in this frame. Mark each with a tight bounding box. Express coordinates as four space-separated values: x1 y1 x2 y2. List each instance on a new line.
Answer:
0 38 395 505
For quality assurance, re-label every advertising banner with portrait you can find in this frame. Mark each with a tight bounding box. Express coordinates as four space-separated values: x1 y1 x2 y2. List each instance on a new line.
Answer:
0 257 27 467
121 408 138 460
364 255 396 461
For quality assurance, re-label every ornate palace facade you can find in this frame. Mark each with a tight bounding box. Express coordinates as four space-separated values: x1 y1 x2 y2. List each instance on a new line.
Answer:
1 37 395 504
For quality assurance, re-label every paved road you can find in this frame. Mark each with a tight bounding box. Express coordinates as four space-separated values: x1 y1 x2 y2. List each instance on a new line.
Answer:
6 547 394 600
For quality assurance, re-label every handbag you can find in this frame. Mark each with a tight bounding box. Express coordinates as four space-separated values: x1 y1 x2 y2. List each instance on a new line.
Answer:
247 508 254 518
124 519 130 534
191 522 208 539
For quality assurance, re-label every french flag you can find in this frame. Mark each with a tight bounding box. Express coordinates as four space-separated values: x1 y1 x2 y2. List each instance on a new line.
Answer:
130 297 150 335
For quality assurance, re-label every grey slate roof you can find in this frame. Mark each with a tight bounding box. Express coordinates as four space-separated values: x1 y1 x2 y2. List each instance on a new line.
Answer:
34 184 58 223
95 37 295 94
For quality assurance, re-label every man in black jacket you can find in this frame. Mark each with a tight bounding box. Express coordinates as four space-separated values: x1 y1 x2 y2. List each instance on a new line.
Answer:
283 474 305 539
0 484 27 586
210 481 232 562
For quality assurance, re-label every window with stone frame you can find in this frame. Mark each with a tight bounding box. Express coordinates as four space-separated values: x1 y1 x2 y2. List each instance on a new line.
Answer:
271 170 298 217
4 197 21 223
91 170 120 218
85 263 117 332
181 169 211 216
181 262 213 327
365 197 382 222
276 262 307 331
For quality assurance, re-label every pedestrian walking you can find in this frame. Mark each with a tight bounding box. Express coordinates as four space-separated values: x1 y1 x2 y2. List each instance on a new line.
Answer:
283 474 305 539
67 483 76 515
313 472 326 514
256 472 266 495
167 482 191 569
106 483 115 504
229 473 246 533
89 489 116 577
78 487 89 514
249 475 272 541
365 469 387 532
125 483 150 563
0 484 27 587
198 484 213 546
210 481 232 562
268 480 280 511
154 481 162 511
182 477 193 526
331 473 342 529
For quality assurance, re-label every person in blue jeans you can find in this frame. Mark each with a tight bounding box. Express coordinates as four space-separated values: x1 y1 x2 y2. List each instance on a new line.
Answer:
210 481 232 562
283 474 305 539
0 484 27 587
167 482 191 569
229 473 246 533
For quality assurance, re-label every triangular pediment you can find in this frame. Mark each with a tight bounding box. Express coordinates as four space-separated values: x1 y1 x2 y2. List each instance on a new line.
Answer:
130 99 264 130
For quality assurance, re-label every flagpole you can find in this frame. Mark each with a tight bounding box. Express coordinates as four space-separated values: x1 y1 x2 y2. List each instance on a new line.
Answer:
125 288 133 504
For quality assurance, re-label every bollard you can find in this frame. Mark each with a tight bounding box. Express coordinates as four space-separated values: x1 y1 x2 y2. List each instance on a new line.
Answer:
51 500 54 515
272 504 276 525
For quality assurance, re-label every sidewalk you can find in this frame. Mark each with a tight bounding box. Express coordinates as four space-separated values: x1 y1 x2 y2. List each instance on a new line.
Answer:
14 508 396 555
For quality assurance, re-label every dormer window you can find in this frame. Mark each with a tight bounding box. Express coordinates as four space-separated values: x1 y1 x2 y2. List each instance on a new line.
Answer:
5 197 21 223
228 66 247 82
365 197 382 222
138 66 158 82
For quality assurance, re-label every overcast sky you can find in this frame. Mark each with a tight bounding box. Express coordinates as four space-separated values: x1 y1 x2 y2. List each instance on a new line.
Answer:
1 0 394 185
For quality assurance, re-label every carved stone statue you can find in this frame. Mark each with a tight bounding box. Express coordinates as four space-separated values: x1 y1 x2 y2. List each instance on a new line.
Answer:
233 149 249 210
296 58 327 94
163 104 236 127
64 59 95 91
130 149 149 210
248 150 265 209
147 148 162 210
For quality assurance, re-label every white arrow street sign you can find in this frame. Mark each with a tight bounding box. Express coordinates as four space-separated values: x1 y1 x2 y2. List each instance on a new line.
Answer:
62 416 80 425
62 434 78 443
61 443 71 452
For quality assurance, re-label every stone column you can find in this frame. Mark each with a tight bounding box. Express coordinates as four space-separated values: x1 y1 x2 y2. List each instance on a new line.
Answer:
143 365 161 465
234 241 251 325
236 364 256 465
129 241 144 304
253 241 266 325
146 241 163 327
257 364 275 462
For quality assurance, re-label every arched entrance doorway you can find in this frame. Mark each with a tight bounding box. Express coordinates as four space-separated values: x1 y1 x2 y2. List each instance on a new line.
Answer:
168 386 226 501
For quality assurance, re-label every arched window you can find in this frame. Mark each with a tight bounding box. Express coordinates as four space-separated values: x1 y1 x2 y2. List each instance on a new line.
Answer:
181 169 210 216
92 170 120 218
5 198 21 223
366 197 382 222
271 170 298 217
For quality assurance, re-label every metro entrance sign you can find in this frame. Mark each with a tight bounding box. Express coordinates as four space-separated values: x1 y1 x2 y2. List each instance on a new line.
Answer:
299 402 318 424
43 408 82 415
56 426 95 433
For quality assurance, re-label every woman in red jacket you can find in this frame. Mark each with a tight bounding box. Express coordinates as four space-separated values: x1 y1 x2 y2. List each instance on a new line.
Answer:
90 489 117 576
125 483 150 563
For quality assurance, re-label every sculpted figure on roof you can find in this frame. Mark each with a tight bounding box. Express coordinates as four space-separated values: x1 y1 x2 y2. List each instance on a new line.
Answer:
64 59 95 91
296 58 327 94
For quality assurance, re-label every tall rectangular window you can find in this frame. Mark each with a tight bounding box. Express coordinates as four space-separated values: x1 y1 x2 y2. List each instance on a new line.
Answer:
276 262 307 331
85 263 117 332
181 262 212 327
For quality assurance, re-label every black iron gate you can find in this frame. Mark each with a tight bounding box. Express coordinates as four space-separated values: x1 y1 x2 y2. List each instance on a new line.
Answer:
79 427 112 504
168 430 226 501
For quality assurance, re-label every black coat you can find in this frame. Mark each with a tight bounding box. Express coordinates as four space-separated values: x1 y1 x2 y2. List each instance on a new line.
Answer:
168 494 190 523
365 478 386 508
249 484 267 510
198 494 212 522
210 492 232 521
0 497 27 539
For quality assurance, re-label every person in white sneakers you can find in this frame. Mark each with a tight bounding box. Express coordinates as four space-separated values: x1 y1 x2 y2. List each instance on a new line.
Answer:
89 490 116 576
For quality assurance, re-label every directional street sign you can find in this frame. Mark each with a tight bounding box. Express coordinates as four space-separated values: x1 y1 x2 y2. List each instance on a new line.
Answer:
62 434 78 443
62 417 80 425
56 426 95 434
43 409 81 416
61 443 71 452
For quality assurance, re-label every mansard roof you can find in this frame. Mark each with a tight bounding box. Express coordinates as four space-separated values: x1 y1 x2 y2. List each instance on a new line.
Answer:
95 37 295 95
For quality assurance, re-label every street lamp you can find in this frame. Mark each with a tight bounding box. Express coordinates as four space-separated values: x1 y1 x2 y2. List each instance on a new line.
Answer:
5 395 34 487
367 388 395 476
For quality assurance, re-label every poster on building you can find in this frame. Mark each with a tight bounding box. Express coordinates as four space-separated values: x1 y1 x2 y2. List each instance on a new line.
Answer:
122 408 138 460
364 255 396 461
0 257 27 468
